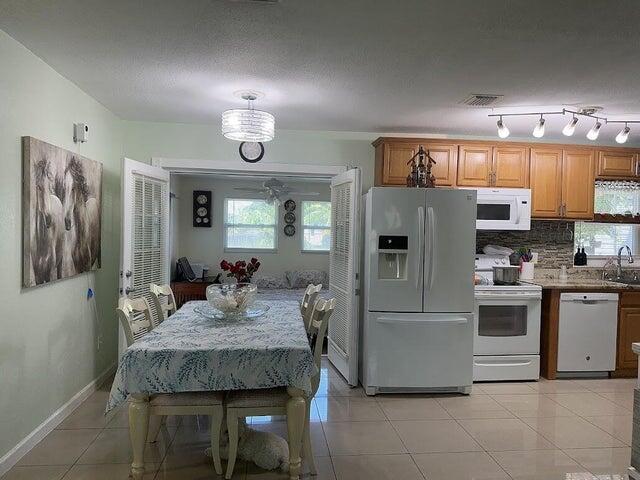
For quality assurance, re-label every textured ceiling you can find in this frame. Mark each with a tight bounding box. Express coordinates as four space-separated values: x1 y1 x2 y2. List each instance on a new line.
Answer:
2 0 640 143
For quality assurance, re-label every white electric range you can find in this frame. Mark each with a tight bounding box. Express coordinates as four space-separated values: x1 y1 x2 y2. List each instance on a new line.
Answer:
474 254 542 381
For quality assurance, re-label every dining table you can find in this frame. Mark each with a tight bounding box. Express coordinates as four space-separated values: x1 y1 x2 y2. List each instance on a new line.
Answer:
106 299 315 480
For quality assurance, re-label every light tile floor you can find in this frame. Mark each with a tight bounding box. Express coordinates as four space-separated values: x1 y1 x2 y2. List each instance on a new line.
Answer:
2 359 636 480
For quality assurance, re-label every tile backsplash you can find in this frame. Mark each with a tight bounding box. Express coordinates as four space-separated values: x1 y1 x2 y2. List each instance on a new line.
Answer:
476 221 575 269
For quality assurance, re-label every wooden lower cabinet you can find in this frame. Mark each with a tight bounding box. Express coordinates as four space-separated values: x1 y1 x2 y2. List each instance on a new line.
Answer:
616 292 640 374
541 289 640 379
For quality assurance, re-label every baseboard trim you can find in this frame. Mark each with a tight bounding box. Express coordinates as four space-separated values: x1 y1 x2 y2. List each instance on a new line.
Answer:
0 362 117 476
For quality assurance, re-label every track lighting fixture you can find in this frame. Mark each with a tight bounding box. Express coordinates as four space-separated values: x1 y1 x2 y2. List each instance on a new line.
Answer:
532 115 545 138
562 115 578 136
586 121 602 141
496 116 510 138
616 124 631 144
489 109 639 142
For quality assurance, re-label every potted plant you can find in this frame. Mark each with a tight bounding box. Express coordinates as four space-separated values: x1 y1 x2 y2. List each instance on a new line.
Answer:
219 257 261 283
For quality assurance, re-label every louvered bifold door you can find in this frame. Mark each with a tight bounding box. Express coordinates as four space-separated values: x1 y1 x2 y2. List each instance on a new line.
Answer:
120 158 170 357
328 168 361 386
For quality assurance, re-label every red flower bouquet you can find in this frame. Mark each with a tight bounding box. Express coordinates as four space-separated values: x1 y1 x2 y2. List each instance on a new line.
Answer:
220 257 261 283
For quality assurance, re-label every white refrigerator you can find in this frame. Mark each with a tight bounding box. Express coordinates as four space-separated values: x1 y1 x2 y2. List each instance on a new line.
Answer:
360 187 477 395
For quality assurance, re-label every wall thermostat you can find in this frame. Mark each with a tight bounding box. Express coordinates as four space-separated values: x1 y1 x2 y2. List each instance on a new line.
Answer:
73 123 89 143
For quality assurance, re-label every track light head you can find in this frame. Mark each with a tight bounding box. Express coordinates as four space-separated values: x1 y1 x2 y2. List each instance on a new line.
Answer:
586 121 602 141
496 117 510 138
616 124 631 144
532 116 545 138
562 116 579 136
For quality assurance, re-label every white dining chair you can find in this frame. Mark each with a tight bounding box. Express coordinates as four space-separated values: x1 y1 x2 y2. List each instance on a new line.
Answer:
116 297 225 475
116 297 155 346
149 283 177 327
224 297 336 479
300 283 322 332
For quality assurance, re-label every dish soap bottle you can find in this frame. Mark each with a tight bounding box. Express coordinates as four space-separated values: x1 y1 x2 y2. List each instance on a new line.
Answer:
574 247 581 266
580 247 588 266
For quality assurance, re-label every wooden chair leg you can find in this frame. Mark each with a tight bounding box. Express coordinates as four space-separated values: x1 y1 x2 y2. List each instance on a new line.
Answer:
225 410 240 480
210 408 224 475
302 405 316 475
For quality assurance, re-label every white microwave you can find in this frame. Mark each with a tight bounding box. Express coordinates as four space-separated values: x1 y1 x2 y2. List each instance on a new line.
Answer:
465 188 531 231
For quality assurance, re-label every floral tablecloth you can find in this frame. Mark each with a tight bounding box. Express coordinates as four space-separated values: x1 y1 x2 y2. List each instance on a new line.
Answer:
106 300 314 413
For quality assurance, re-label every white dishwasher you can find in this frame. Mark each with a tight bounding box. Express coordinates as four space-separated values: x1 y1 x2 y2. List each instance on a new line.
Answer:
557 292 619 373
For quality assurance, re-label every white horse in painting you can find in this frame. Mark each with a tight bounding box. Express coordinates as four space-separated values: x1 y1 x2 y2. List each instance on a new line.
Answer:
31 158 64 284
61 156 100 274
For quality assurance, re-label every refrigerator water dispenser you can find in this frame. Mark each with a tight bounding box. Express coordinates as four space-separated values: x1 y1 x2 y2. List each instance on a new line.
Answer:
377 235 408 280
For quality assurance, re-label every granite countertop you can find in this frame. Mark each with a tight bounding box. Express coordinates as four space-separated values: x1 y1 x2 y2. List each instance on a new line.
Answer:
522 278 640 290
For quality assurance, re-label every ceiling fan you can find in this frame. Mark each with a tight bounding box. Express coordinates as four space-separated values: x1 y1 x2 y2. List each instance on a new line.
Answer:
233 178 320 204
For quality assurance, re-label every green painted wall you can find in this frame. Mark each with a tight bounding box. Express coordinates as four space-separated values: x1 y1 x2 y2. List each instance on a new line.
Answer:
0 30 123 460
122 121 378 190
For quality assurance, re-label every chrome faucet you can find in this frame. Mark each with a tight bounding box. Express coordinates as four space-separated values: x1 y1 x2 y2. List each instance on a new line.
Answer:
617 245 634 279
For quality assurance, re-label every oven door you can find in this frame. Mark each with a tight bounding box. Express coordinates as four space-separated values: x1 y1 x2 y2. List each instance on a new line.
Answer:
474 293 541 355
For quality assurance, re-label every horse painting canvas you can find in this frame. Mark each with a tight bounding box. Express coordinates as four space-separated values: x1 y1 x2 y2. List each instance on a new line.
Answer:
23 137 102 287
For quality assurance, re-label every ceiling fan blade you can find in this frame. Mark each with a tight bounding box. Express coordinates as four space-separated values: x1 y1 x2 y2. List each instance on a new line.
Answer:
233 187 267 192
286 191 321 196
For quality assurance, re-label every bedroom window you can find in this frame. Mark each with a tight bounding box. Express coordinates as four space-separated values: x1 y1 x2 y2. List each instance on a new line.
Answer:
575 181 640 256
224 198 277 250
301 201 331 252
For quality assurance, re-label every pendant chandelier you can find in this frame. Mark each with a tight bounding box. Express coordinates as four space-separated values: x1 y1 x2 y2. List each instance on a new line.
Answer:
222 93 275 142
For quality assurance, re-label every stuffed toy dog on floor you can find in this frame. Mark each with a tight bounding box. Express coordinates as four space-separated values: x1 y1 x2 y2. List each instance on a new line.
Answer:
219 421 290 472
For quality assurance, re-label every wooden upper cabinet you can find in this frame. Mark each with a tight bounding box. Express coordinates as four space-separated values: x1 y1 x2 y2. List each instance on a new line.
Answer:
530 148 563 218
596 151 637 179
493 146 529 188
425 144 457 186
456 145 492 187
562 148 595 220
380 142 418 185
374 140 457 187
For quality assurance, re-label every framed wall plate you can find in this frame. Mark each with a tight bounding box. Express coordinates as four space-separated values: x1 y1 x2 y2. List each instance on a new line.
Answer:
284 224 296 236
239 142 265 163
193 190 212 227
284 199 296 212
284 212 295 224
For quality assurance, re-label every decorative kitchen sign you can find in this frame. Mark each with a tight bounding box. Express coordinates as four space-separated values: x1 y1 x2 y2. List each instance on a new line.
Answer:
22 136 102 287
406 145 436 188
193 190 212 227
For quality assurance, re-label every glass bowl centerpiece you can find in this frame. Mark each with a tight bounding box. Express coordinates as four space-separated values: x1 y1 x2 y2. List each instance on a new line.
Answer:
206 283 257 315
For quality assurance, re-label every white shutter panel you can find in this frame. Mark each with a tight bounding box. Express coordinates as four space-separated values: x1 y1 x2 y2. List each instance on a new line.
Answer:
131 175 168 298
328 168 361 385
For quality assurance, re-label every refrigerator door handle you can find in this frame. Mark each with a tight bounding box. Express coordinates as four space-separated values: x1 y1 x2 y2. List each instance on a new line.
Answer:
416 206 425 290
426 206 435 291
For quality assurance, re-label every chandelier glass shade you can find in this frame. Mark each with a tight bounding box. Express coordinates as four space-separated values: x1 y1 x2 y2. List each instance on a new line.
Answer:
221 108 275 142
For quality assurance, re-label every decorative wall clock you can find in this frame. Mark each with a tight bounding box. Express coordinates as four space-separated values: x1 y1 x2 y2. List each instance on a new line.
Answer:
193 190 212 227
239 141 265 163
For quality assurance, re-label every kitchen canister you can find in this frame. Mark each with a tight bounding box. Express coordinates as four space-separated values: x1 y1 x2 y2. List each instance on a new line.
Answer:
520 262 535 280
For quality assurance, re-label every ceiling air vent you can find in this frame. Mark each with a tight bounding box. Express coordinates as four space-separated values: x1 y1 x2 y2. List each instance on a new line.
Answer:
460 94 504 107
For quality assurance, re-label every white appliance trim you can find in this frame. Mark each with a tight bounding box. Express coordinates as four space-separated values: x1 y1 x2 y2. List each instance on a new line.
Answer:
0 363 116 477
